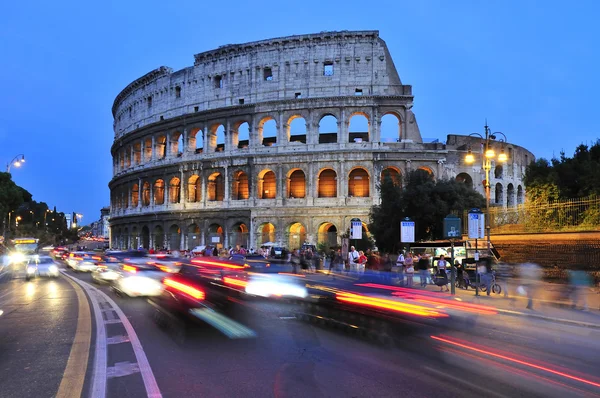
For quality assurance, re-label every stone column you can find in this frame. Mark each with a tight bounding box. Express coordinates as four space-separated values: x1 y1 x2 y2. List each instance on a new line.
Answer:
307 161 314 205
339 160 346 199
225 120 232 152
151 136 156 161
278 112 287 146
201 170 207 206
224 165 230 205
138 178 142 207
179 170 184 204
165 132 172 158
340 109 349 144
203 126 209 153
371 107 380 143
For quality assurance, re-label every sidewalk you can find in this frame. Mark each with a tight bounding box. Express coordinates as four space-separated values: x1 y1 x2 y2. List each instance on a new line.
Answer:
306 270 600 328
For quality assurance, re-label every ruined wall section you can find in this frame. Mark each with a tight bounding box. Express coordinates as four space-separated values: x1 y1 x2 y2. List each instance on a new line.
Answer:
112 31 411 139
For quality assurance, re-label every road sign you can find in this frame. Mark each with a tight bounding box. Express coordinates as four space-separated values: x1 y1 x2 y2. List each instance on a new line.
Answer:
468 209 485 239
400 218 415 243
350 218 362 240
443 215 462 239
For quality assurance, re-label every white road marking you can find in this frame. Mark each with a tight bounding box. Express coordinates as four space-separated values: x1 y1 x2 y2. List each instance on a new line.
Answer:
61 271 162 398
107 361 141 378
107 335 130 345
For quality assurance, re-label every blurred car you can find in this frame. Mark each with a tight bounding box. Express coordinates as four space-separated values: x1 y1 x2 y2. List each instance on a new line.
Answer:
111 261 166 297
51 247 68 260
148 255 184 273
26 256 59 280
91 260 122 284
229 254 270 272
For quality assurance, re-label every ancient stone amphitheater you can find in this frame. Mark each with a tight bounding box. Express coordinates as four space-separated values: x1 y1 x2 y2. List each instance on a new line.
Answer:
109 30 533 251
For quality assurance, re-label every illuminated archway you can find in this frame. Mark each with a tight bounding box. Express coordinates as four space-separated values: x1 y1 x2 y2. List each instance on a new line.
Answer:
288 169 306 198
318 169 337 198
287 222 307 250
207 172 224 201
232 171 249 200
153 179 165 205
380 167 402 187
257 223 276 246
317 222 338 249
348 168 370 197
258 169 276 199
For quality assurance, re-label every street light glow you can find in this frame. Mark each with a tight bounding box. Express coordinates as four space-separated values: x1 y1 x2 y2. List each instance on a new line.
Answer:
498 150 508 162
485 148 495 158
465 151 475 164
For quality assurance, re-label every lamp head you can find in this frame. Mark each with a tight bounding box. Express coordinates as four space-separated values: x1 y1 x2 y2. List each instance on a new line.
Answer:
465 149 475 164
498 149 508 162
485 148 496 159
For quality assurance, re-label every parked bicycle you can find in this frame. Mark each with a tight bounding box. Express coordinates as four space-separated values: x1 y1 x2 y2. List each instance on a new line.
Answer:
479 270 502 294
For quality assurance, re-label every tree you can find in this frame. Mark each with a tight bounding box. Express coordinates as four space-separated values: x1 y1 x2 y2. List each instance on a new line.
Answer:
369 169 485 252
0 172 31 235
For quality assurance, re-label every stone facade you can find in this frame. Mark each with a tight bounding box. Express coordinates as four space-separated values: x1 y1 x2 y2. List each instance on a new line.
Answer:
108 30 533 251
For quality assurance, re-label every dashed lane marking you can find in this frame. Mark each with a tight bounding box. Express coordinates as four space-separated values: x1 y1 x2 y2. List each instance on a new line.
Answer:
56 274 92 398
107 362 141 379
107 335 131 345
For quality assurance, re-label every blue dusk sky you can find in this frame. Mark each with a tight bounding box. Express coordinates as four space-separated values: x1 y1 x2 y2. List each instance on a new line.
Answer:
1 0 599 224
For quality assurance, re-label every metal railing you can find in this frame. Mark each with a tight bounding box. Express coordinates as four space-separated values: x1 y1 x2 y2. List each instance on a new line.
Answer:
463 195 600 234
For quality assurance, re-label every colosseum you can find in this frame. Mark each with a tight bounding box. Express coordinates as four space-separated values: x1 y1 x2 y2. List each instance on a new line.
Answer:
109 30 534 251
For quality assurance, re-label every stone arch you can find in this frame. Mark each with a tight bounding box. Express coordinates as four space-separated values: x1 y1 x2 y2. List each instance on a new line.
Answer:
517 185 524 204
317 222 338 249
131 183 139 207
209 123 226 152
133 142 142 165
230 222 249 249
155 134 167 159
348 112 370 143
456 172 473 189
207 172 224 201
287 169 306 198
188 127 203 153
187 175 201 202
125 146 132 168
144 137 152 161
287 222 307 250
258 169 276 199
380 167 402 186
233 121 250 149
187 223 201 250
348 167 370 197
257 222 276 247
123 227 129 249
318 114 338 144
142 181 151 206
287 115 307 144
318 168 337 198
170 131 183 157
169 177 181 203
232 170 249 200
131 226 139 249
507 183 515 206
122 188 129 208
153 225 164 249
258 116 277 147
169 224 181 250
153 179 165 205
380 112 402 143
418 166 434 177
141 225 150 249
208 223 224 249
495 183 504 205
119 151 125 170
495 164 503 179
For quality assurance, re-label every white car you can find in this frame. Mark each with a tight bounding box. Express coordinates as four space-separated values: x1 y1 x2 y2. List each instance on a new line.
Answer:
111 261 166 297
26 256 59 280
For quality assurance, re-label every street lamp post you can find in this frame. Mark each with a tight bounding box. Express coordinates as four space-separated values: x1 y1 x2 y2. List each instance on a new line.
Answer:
6 154 25 174
465 122 508 259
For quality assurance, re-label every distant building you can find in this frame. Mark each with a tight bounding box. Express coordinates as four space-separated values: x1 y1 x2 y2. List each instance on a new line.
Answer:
101 207 110 238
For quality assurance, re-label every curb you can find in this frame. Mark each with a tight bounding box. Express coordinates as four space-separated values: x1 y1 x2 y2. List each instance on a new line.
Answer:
496 308 600 329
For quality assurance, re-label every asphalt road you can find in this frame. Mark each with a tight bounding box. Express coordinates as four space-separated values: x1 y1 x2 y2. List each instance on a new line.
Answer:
1 262 600 398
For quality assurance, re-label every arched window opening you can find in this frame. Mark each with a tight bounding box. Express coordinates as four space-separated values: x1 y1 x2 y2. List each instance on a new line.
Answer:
230 223 249 249
189 128 203 153
418 166 434 176
170 132 183 157
169 224 181 250
318 115 338 144
380 113 402 143
349 114 369 143
507 183 515 206
257 223 276 246
153 179 165 205
288 170 306 198
232 171 249 200
517 185 524 204
212 125 226 152
169 177 181 203
122 191 129 208
380 168 402 187
288 116 306 144
187 175 201 202
259 170 276 199
318 169 337 198
141 226 150 249
495 183 504 205
495 165 503 179
125 148 131 168
455 173 473 190
237 122 250 149
287 222 307 250
144 138 152 161
131 184 139 207
155 135 167 159
187 224 200 250
133 142 142 165
131 227 139 249
153 226 164 250
317 222 338 250
142 182 151 206
208 224 224 249
349 168 370 197
119 152 124 170
260 118 277 146
207 173 224 201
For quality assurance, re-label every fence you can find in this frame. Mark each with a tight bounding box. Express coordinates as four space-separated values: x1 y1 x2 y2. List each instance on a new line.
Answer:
462 195 600 234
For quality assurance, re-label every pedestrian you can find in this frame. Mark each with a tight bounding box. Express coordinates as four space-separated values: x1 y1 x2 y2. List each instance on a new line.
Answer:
405 256 415 287
568 269 592 311
401 252 412 286
381 253 393 283
418 254 430 287
348 246 359 274
357 250 367 275
437 255 449 292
